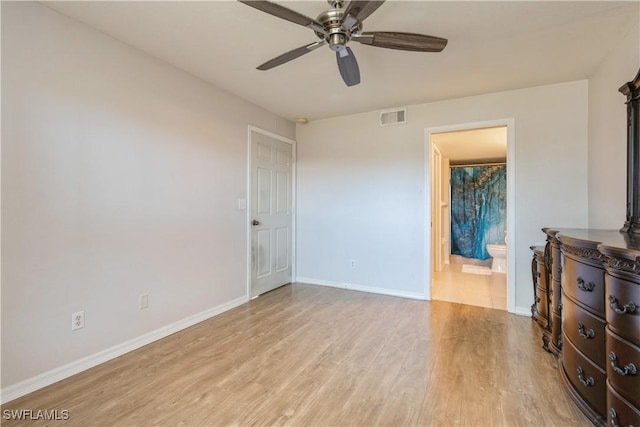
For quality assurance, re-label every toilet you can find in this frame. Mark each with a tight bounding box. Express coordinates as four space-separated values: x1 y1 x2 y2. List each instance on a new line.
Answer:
486 244 507 273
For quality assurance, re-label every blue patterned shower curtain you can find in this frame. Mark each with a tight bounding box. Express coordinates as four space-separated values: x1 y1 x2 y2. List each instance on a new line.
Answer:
450 165 506 260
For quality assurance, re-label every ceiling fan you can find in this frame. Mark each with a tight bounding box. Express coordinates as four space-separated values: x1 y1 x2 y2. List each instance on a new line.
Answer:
238 0 448 87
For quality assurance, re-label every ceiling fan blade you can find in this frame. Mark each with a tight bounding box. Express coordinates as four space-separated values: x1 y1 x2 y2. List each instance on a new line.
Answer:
238 0 326 34
343 1 385 26
353 31 448 52
257 41 326 70
336 47 360 87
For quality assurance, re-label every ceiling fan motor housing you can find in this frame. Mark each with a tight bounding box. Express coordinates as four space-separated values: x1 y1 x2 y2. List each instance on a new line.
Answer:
329 32 347 52
315 8 361 53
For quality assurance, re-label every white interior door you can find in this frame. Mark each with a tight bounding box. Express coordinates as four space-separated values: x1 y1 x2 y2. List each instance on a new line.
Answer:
250 129 293 297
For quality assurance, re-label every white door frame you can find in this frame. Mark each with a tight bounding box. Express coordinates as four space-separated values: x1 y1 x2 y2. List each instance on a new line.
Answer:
424 118 516 313
246 125 296 298
431 143 443 272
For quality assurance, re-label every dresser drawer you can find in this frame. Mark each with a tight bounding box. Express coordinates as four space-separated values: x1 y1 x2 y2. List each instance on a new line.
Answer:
562 256 605 316
536 261 548 293
562 332 607 417
536 286 549 321
606 327 640 409
562 294 606 367
606 275 640 346
608 380 640 427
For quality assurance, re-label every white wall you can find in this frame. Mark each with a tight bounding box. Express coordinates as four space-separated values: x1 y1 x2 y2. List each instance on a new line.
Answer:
588 14 640 228
296 81 589 311
1 1 294 395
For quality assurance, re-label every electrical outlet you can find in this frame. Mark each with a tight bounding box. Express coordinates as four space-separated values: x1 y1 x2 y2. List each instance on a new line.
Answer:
139 294 149 310
351 260 356 268
71 311 84 331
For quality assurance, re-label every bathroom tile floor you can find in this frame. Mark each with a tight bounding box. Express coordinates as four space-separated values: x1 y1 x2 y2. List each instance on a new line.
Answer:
431 263 507 310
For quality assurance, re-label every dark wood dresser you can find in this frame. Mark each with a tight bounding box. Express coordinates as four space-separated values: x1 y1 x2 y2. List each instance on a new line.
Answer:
545 228 564 356
599 240 640 427
534 229 640 426
531 245 551 350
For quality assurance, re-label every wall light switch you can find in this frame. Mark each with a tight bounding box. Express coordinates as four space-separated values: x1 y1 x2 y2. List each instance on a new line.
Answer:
139 294 149 310
238 199 247 210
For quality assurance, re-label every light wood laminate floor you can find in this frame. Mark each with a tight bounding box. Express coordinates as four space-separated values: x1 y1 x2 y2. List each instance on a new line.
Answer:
3 283 588 426
432 263 507 310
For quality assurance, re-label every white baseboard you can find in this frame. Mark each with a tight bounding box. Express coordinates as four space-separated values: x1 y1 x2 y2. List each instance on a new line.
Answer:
299 278 533 318
514 305 534 317
1 295 248 404
296 277 428 300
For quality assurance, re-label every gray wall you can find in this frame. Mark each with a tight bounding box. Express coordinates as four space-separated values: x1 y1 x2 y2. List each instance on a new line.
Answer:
1 1 294 392
588 13 640 229
296 80 589 312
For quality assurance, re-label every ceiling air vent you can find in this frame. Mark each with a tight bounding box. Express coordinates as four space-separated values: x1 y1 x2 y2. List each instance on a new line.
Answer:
379 108 407 126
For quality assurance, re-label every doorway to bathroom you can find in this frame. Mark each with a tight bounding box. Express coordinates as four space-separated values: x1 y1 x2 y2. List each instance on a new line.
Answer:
426 120 515 312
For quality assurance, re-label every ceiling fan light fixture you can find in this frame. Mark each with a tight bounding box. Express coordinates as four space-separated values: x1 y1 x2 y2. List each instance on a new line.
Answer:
328 32 347 52
238 0 448 87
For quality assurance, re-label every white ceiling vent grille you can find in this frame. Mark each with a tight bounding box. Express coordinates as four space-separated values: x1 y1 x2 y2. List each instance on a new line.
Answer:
379 108 407 126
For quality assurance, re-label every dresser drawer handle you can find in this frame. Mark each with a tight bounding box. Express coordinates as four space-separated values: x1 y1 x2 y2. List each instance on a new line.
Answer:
577 277 595 292
557 301 563 311
576 367 594 387
577 321 595 339
609 295 637 315
610 352 638 376
610 408 633 427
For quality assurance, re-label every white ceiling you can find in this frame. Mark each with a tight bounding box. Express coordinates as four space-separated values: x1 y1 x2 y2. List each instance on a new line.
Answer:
432 126 507 163
44 1 639 122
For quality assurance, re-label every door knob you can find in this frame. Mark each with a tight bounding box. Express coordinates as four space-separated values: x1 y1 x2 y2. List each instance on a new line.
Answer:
252 220 260 226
